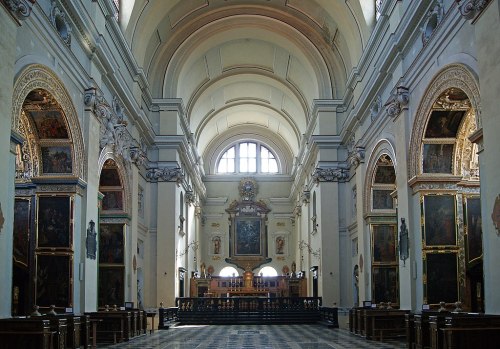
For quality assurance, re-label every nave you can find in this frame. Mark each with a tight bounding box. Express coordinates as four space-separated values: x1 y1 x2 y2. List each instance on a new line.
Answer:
101 324 405 349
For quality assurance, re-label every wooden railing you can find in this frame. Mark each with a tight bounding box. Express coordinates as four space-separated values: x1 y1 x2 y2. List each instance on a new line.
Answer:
158 307 178 330
175 297 322 324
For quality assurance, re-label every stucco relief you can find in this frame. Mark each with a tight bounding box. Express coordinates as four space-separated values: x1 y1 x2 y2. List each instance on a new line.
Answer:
409 64 482 181
11 65 86 180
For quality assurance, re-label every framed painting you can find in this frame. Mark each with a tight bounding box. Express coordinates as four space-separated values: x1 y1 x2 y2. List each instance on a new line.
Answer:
36 254 72 307
29 109 69 139
37 196 72 249
425 110 465 138
13 198 31 267
465 196 483 263
374 166 396 184
372 189 394 210
99 224 124 264
98 267 124 307
101 191 124 211
41 146 73 174
422 144 454 174
209 234 223 256
424 252 458 304
372 224 397 263
99 168 121 186
372 266 398 305
423 194 457 247
234 217 262 256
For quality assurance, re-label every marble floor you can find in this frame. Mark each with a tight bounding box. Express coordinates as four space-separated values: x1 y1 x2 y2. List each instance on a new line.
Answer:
101 324 406 349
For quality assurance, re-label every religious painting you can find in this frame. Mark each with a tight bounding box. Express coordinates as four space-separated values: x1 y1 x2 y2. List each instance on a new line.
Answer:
423 195 457 246
275 235 285 255
465 197 483 263
372 225 397 263
13 198 31 267
424 252 458 304
98 267 124 307
425 110 465 138
422 144 454 174
101 191 124 211
41 146 73 174
37 196 71 249
374 166 396 184
235 218 261 255
372 266 398 305
36 254 71 307
99 168 121 186
372 190 394 210
29 109 69 139
99 224 124 264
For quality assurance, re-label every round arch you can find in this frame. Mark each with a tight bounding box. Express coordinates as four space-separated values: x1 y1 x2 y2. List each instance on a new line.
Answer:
11 64 86 180
408 64 481 180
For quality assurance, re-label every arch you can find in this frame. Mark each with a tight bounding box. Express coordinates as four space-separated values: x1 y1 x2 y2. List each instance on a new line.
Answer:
98 147 132 217
258 266 278 277
219 266 239 277
11 64 86 180
363 139 397 216
409 64 481 180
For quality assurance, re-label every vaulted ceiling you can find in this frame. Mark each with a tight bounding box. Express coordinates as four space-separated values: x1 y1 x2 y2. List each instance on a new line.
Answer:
120 0 374 172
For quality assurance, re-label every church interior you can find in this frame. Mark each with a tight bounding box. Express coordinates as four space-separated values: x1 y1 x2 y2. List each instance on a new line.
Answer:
1 0 500 347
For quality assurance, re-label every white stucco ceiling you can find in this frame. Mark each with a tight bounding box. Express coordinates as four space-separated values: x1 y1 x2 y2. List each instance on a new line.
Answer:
120 0 372 169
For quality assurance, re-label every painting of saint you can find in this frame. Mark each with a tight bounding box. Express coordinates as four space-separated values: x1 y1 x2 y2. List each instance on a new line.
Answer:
41 146 73 174
425 110 465 138
212 236 221 255
372 267 398 304
372 190 394 210
422 144 454 174
235 219 261 255
36 254 71 307
13 198 30 266
98 267 124 307
99 224 124 264
37 196 71 248
102 191 124 211
466 197 483 262
372 225 396 263
374 166 396 184
423 195 457 246
30 110 69 139
425 253 458 304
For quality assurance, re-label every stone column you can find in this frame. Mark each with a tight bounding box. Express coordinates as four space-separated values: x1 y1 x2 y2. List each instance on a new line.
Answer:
472 0 500 314
0 5 19 318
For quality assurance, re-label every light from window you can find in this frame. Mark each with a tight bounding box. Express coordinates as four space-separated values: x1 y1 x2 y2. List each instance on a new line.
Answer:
217 142 279 174
219 266 239 277
258 266 278 277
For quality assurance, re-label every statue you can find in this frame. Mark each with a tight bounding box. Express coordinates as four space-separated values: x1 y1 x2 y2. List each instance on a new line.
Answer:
200 262 206 277
86 220 97 259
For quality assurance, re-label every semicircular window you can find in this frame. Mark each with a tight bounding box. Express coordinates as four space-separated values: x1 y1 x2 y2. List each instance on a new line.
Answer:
217 141 279 174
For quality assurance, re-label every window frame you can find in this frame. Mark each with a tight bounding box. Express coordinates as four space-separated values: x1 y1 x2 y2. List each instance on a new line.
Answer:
216 141 280 175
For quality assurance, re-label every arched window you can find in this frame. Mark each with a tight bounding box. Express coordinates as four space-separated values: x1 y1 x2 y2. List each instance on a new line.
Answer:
258 266 278 277
219 266 239 277
217 141 279 174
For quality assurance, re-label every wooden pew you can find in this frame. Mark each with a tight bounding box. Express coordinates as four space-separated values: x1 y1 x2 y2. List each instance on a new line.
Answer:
405 313 414 349
362 308 409 341
442 314 500 349
0 318 54 349
85 311 130 344
414 311 450 349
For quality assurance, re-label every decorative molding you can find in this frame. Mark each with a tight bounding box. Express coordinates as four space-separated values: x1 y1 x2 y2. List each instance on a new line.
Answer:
50 1 72 46
370 95 382 121
84 87 148 167
2 0 35 20
313 167 349 183
456 0 492 22
146 167 184 183
238 177 257 201
421 0 444 45
384 86 409 119
408 64 482 180
348 147 365 169
12 65 86 180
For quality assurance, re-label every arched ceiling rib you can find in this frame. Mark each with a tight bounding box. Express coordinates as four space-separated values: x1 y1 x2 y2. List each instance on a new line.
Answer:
122 0 369 171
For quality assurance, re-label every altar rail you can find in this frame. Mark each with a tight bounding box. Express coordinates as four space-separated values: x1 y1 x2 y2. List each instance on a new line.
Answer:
175 297 322 325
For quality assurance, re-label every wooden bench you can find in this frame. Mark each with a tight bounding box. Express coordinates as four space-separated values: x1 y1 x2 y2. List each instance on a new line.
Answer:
414 311 450 349
405 313 414 349
442 314 500 349
85 311 130 344
363 308 409 341
0 318 54 349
